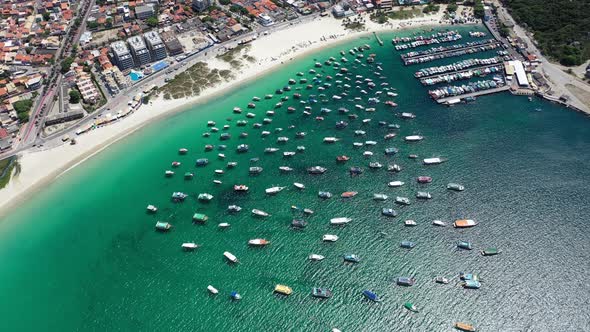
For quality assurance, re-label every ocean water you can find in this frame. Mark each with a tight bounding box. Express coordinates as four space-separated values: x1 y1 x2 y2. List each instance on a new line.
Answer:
1 25 589 331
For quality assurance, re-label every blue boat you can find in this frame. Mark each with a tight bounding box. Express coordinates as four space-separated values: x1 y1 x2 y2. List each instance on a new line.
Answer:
195 158 209 166
459 272 479 281
362 290 380 302
400 241 416 249
382 208 397 217
230 291 241 300
457 241 473 250
343 254 360 263
462 280 481 289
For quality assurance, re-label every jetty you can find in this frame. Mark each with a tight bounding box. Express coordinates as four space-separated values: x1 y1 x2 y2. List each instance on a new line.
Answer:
419 64 503 86
403 41 502 65
373 32 384 46
436 85 510 104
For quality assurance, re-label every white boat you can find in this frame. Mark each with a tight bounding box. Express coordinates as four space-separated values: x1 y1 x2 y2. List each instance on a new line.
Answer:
218 223 231 228
265 186 286 195
248 239 270 246
215 169 225 174
388 181 405 187
261 131 271 136
309 254 325 261
182 243 198 250
423 157 444 165
373 193 388 201
294 182 305 189
405 135 424 142
165 170 174 176
404 220 417 226
218 153 225 159
401 112 416 119
283 151 296 157
330 217 352 225
223 251 238 263
277 136 289 142
279 166 293 172
213 180 222 184
363 151 373 157
252 209 270 217
323 234 339 242
353 142 363 147
207 285 219 294
146 204 158 213
323 137 339 143
365 141 377 145
432 220 447 227
362 118 371 123
265 147 279 153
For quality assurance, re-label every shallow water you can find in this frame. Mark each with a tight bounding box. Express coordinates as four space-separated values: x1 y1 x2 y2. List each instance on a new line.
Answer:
0 25 589 331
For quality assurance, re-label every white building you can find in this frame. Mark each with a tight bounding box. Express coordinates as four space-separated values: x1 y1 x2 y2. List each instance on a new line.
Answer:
144 31 167 61
127 36 151 67
110 40 134 70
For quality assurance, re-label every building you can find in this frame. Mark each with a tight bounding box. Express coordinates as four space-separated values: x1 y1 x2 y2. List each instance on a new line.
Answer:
110 41 134 70
144 31 167 61
76 73 100 104
160 31 184 56
192 0 211 13
135 5 155 20
509 60 529 87
127 36 151 67
45 110 85 126
258 14 274 27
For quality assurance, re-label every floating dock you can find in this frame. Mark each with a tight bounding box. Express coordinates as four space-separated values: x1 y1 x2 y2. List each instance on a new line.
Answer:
436 85 510 104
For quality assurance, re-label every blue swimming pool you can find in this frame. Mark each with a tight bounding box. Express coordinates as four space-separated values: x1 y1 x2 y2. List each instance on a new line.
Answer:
129 71 143 82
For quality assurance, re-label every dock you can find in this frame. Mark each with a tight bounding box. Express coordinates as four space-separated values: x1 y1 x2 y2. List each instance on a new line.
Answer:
419 64 503 84
373 32 383 46
403 41 501 62
436 85 510 104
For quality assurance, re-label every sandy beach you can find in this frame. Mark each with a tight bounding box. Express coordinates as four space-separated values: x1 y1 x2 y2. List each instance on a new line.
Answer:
0 13 450 215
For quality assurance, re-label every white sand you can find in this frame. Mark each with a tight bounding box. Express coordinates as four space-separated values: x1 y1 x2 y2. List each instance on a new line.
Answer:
0 12 450 214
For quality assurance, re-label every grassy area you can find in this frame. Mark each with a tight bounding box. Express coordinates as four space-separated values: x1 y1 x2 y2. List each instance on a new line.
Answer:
217 44 252 63
0 156 17 189
370 7 424 24
341 17 366 31
158 62 236 100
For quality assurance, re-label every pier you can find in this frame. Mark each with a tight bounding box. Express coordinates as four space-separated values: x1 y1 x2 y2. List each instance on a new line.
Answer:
403 41 501 64
373 32 384 46
436 85 510 104
419 64 503 84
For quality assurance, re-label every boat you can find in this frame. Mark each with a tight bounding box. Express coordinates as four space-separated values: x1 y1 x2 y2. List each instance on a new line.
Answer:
227 162 237 168
369 162 383 169
249 166 263 174
404 219 417 227
365 140 377 146
184 172 194 179
230 291 241 300
261 131 271 137
265 186 286 195
223 251 238 263
382 208 397 217
461 280 481 289
155 221 172 231
207 285 219 294
354 130 366 136
404 302 418 312
481 247 501 256
388 164 402 172
336 155 350 162
295 132 306 138
395 196 411 205
220 133 231 140
388 181 404 187
447 183 465 191
459 272 479 281
432 220 447 227
165 170 174 177
236 144 249 153
207 121 216 126
198 193 213 201
213 180 222 185
384 147 398 155
171 192 188 202
146 205 158 213
283 151 296 157
277 136 289 143
318 191 332 199
196 158 209 167
178 148 188 154
457 241 473 250
417 176 432 183
401 112 416 119
312 287 332 298
303 208 314 214
252 209 270 217
373 194 388 201
291 219 308 228
192 213 208 222
228 205 242 213
279 166 293 172
341 191 358 198
215 169 225 175
454 322 476 331
309 254 325 261
409 154 418 159
308 166 327 174
234 184 249 192
344 254 360 263
400 241 416 249
274 284 293 295
171 161 181 168
362 290 380 302
330 217 352 225
397 277 416 286
423 157 444 165
454 219 477 228
416 191 432 199
248 239 270 246
239 132 248 138
296 146 305 152
182 243 199 250
434 276 449 284
322 234 339 242
218 222 230 228
293 182 305 189
323 137 340 143
404 135 423 142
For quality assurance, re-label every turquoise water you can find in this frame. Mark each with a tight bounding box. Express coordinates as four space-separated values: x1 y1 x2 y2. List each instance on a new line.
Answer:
1 26 590 331
129 70 143 81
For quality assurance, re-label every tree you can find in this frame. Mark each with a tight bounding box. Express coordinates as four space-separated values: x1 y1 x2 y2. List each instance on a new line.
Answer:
87 21 99 30
69 90 82 104
42 12 51 21
61 57 74 74
219 0 231 5
447 3 458 12
146 16 158 27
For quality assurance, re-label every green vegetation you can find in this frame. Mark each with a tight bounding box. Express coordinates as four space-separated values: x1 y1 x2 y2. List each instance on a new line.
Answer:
423 3 440 14
69 89 81 104
473 0 485 19
159 62 235 100
505 0 590 66
61 57 74 74
13 99 33 123
341 17 366 31
219 0 231 5
0 156 17 190
446 3 458 12
229 4 249 16
146 16 158 27
42 12 50 21
87 21 99 30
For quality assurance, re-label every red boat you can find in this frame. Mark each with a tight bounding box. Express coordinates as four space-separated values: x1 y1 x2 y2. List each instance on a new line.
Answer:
315 116 324 121
234 184 249 192
337 155 350 162
417 176 432 184
341 191 358 198
385 101 398 107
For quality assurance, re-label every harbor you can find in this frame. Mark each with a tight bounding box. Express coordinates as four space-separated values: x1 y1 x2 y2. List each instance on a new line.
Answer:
402 40 502 66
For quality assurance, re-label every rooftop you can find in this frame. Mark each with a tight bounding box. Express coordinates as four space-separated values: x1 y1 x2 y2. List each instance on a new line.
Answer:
128 35 147 51
111 40 130 56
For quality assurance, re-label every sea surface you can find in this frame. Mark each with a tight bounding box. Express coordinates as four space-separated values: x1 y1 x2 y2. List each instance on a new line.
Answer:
1 25 589 331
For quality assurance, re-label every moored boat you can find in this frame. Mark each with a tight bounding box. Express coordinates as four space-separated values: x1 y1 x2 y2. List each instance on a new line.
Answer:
400 240 415 249
147 204 158 213
344 254 360 263
382 208 397 217
192 213 208 223
322 234 339 242
457 241 473 250
404 135 423 142
223 251 238 263
309 254 325 261
447 183 465 191
291 219 308 229
423 157 444 165
373 193 388 201
417 176 432 183
461 280 481 289
274 284 293 295
248 239 270 246
432 220 447 227
454 219 477 228
330 217 352 225
207 285 219 294
362 290 380 302
395 196 411 205
454 322 476 332
198 193 214 201
182 243 199 250
481 247 500 256
388 181 404 187
228 205 242 213
404 219 417 227
234 184 249 192
230 291 241 300
312 287 332 299
397 277 416 286
293 182 305 189
265 186 286 195
416 191 432 199
434 276 450 284
341 191 358 198
404 302 418 312
308 166 327 174
155 221 172 231
252 209 270 217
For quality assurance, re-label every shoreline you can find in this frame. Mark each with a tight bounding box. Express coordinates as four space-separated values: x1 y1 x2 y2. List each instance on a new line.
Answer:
0 14 453 217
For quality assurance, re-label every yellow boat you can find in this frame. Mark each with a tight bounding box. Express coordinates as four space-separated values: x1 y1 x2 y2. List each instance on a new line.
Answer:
274 284 293 295
454 322 476 331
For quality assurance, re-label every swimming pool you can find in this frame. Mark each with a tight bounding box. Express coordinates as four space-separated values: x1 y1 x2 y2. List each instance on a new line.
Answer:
129 71 143 82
